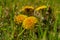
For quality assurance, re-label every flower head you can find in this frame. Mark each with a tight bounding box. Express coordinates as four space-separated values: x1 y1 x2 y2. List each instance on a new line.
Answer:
20 6 34 16
22 16 37 29
14 14 28 24
21 6 34 13
35 5 47 11
21 6 34 11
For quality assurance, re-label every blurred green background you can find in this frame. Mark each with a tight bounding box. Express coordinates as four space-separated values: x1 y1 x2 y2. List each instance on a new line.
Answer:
0 0 60 40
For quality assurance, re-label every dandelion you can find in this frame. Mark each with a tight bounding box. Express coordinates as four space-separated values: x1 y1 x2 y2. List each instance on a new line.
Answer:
21 6 34 11
22 16 37 29
35 5 47 11
20 6 34 16
14 14 28 24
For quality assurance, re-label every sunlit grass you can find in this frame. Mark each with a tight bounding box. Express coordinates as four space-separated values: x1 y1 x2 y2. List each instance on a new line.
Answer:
0 0 60 40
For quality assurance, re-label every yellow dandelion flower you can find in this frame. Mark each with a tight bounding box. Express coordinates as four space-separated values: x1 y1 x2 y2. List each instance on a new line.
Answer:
14 14 28 24
22 16 37 29
21 6 34 11
35 5 47 11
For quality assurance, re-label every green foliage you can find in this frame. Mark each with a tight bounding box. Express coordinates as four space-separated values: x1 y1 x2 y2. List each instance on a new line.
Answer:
0 0 60 40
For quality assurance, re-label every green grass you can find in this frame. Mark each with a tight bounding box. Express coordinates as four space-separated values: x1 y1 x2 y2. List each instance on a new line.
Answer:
0 0 60 40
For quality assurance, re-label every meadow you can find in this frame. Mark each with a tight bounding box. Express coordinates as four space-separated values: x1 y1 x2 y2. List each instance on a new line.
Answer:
0 0 60 40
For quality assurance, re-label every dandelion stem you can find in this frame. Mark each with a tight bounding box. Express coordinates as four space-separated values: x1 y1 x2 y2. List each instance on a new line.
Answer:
18 29 25 37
